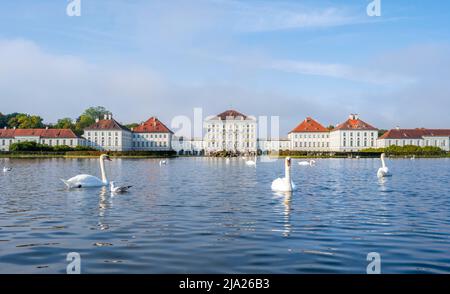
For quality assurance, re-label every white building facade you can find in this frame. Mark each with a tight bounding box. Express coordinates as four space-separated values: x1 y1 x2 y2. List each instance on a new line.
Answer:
377 128 450 151
204 110 257 154
83 114 133 151
172 136 205 155
132 117 173 151
329 114 378 152
257 139 291 153
288 117 330 152
0 128 84 151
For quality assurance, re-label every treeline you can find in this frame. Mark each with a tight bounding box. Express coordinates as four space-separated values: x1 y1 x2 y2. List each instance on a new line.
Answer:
0 106 139 136
6 141 176 157
9 141 95 152
361 145 446 156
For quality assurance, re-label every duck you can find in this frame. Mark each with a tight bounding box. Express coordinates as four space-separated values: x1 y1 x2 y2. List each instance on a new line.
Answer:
110 181 132 193
298 159 315 166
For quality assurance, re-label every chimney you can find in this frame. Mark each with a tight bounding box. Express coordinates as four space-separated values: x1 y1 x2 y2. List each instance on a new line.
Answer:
13 126 16 130
396 126 400 130
46 126 49 130
108 114 112 120
349 114 359 120
95 118 99 123
3 126 6 130
104 114 108 120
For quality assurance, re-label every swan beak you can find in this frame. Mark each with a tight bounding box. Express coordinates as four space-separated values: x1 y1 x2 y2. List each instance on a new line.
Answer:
105 156 112 161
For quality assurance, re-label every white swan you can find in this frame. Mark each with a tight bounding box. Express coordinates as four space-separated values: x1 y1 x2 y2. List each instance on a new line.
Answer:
3 167 12 173
245 153 257 166
272 157 296 192
61 154 111 188
159 160 167 166
110 181 132 193
298 159 315 166
377 153 390 178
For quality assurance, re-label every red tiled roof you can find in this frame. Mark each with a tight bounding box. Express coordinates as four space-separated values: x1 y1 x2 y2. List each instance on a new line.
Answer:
334 117 378 131
0 128 78 138
85 118 130 131
290 117 328 133
379 129 450 139
215 109 248 120
133 117 173 134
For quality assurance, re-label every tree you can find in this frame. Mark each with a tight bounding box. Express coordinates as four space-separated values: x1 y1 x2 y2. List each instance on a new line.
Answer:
378 129 388 137
125 123 139 130
0 113 6 128
74 106 111 135
82 106 110 121
327 125 335 130
55 118 75 130
8 114 44 129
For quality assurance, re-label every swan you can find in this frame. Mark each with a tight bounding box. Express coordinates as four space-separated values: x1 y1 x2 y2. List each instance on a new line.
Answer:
225 157 230 164
110 181 132 193
245 153 257 166
61 154 111 188
377 153 390 178
3 167 12 173
272 157 296 192
159 160 167 166
298 159 315 166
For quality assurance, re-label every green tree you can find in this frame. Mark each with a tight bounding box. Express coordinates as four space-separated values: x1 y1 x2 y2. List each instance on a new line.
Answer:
55 117 75 130
125 123 139 130
74 106 111 135
8 114 44 129
0 113 6 128
82 106 110 121
378 129 388 137
327 125 334 130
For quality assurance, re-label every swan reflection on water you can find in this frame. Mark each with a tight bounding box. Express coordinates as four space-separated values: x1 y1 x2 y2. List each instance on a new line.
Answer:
273 191 293 237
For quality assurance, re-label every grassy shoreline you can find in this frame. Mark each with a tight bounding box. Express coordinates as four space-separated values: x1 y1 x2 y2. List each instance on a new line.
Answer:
1 153 448 159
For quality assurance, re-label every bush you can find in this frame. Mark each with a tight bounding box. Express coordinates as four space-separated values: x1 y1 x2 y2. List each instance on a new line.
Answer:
9 141 95 152
10 141 52 152
361 145 445 156
65 150 177 157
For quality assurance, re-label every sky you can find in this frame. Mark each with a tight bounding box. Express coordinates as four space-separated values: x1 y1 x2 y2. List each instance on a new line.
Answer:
0 0 450 136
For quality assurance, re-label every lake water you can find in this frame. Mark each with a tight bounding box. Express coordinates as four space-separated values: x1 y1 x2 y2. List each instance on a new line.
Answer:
0 157 449 274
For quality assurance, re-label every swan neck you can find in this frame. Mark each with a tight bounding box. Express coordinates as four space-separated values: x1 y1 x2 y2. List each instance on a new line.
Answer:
381 155 386 168
100 158 107 183
285 162 291 182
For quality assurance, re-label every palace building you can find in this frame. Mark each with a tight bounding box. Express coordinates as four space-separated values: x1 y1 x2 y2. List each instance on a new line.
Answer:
288 117 330 152
132 117 173 151
377 128 450 151
204 110 257 154
83 114 133 151
0 127 84 151
329 114 378 152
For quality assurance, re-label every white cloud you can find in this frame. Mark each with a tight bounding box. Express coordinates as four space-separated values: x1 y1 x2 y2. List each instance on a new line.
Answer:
218 55 415 85
230 4 367 32
0 39 165 124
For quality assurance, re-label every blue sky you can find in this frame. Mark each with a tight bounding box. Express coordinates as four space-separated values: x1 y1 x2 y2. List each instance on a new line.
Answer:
1 0 450 135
